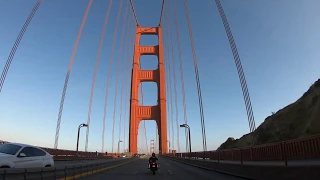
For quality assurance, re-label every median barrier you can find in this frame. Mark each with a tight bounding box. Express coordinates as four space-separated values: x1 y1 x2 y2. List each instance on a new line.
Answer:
163 156 320 180
0 158 136 180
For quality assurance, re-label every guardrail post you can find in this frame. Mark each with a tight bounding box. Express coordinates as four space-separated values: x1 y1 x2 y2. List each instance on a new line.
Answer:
40 168 43 180
23 168 27 180
232 149 234 161
86 164 89 177
64 166 67 180
281 142 288 166
3 169 6 180
72 165 75 179
240 148 243 165
80 165 83 178
53 167 57 180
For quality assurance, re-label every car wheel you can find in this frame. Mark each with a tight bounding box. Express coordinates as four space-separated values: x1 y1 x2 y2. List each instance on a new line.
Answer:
45 165 51 167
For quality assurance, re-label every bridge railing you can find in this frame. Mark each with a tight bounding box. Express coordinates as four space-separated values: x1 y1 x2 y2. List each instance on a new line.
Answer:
40 147 123 158
0 141 123 158
170 133 320 164
41 148 101 157
0 158 135 180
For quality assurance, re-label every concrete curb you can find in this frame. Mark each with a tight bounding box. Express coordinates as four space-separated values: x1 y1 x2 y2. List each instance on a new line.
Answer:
163 156 255 180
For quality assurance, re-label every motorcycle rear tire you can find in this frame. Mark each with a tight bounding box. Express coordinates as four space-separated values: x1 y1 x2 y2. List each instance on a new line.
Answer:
153 170 155 175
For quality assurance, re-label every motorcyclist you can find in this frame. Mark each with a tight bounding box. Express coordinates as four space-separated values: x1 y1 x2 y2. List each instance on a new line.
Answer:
148 153 158 169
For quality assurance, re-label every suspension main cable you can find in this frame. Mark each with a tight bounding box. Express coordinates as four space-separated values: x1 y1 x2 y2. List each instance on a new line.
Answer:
172 0 189 153
111 0 128 153
55 0 92 149
215 0 256 144
129 0 139 25
182 0 207 152
83 0 113 153
159 0 165 25
167 1 180 153
101 0 123 153
0 0 42 94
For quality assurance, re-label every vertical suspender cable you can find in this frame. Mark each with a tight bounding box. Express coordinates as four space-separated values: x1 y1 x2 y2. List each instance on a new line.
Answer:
85 0 113 153
163 16 171 153
164 8 175 152
124 17 136 152
111 0 128 153
119 6 132 155
183 0 207 152
172 0 189 153
167 1 180 153
55 0 92 149
101 0 123 153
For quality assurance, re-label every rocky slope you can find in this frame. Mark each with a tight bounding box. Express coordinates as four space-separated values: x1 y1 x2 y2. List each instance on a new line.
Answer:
219 78 320 149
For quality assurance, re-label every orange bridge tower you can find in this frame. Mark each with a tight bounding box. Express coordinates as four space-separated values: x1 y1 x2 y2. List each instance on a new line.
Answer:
129 26 168 155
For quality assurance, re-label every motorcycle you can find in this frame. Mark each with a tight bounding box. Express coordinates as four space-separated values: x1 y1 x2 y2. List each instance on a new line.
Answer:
149 162 158 175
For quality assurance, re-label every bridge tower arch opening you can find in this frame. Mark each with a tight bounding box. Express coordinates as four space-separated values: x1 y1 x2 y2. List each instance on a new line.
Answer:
129 26 168 155
137 120 159 154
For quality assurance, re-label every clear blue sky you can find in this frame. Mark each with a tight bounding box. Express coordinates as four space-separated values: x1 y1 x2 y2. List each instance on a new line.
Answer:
0 0 319 154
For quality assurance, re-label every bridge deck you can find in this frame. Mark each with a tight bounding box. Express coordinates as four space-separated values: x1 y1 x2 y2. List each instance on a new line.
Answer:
82 157 243 180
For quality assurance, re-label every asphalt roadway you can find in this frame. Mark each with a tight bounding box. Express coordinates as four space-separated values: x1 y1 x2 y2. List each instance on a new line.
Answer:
54 158 126 167
82 157 248 180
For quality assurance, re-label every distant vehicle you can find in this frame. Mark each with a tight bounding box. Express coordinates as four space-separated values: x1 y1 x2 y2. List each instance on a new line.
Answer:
0 142 54 168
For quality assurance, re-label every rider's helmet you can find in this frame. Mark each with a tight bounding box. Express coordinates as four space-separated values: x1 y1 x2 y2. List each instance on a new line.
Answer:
152 153 155 157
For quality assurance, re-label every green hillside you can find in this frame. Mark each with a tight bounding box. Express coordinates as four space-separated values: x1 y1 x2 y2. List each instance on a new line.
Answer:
219 78 320 150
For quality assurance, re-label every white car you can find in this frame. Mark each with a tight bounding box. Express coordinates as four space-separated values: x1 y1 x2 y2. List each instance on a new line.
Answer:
0 142 54 168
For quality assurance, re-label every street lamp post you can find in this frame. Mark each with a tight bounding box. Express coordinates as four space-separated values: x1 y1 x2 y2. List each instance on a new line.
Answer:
117 140 123 154
76 123 88 152
180 124 191 153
